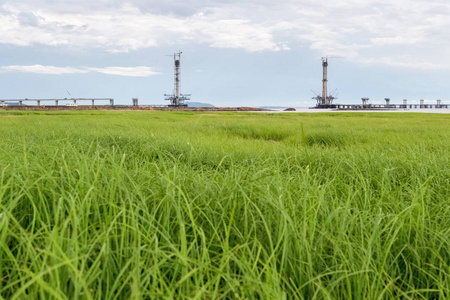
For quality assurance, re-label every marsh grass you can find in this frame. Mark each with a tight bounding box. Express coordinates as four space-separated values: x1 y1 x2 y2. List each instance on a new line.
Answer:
0 111 449 299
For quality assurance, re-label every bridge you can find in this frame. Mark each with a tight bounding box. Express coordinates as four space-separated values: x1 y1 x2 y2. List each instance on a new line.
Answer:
0 98 114 106
317 98 449 110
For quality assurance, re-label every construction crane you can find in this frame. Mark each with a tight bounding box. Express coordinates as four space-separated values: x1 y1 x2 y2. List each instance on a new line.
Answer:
311 88 338 106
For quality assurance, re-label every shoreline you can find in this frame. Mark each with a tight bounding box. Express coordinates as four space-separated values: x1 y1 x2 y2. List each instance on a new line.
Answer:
0 106 270 112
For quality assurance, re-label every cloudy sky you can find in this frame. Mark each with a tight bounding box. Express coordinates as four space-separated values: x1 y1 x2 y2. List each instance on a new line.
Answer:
1 0 449 106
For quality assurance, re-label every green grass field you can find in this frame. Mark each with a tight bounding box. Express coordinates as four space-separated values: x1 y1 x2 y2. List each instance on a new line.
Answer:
0 111 449 299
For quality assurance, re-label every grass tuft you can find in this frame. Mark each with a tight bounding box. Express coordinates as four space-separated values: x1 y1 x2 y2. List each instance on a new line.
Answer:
0 111 449 299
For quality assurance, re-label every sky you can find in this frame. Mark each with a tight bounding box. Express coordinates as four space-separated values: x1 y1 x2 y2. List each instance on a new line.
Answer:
1 0 450 107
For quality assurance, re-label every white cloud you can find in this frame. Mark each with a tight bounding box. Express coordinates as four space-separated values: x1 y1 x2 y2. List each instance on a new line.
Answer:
191 18 281 52
0 65 88 74
1 1 450 68
0 2 288 52
0 65 159 76
359 58 445 70
88 66 159 76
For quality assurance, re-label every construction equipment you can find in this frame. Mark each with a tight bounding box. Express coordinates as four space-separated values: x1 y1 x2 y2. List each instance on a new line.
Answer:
164 51 191 107
314 56 341 107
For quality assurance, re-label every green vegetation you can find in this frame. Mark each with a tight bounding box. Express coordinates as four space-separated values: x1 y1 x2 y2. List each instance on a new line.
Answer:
0 111 449 299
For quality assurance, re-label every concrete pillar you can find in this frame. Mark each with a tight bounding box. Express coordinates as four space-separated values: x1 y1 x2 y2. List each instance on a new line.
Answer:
361 98 369 107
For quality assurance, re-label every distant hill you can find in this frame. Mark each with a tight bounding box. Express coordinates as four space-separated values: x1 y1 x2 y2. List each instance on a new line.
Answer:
187 102 215 108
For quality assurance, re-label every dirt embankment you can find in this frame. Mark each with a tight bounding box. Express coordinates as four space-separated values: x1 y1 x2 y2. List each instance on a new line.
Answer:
0 106 270 112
